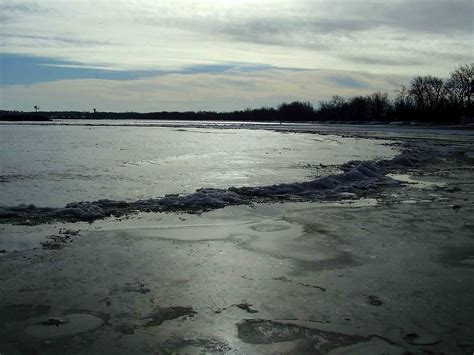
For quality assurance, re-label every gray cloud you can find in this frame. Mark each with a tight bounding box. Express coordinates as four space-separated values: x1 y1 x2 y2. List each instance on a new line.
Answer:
341 55 424 67
0 1 44 22
137 0 472 52
138 16 362 51
1 0 470 79
0 3 37 12
1 33 115 47
386 0 473 34
416 50 473 64
211 18 370 49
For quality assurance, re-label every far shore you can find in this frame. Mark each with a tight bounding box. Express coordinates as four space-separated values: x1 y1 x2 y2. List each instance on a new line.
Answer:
1 112 474 128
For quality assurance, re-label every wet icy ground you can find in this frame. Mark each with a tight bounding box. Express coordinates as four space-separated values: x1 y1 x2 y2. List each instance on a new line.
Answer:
0 126 474 354
0 124 395 207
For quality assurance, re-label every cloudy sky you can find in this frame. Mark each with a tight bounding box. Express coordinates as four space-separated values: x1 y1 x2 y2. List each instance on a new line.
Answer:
0 0 472 112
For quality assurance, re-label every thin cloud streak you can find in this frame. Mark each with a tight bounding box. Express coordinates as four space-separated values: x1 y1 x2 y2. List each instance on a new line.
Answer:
1 33 115 46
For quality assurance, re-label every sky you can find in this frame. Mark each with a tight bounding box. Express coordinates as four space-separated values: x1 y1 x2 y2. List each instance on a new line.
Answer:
0 0 472 112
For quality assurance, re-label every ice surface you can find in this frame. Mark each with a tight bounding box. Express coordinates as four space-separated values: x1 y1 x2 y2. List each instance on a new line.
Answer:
387 173 446 189
0 142 458 225
0 125 396 207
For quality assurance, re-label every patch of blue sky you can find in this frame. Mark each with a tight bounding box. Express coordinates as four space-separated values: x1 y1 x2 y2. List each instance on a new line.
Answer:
327 75 371 89
0 53 158 86
0 53 291 86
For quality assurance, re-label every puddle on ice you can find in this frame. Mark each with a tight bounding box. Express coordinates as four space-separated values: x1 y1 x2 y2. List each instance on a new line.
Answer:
247 198 378 218
388 173 446 189
94 200 369 265
122 221 257 242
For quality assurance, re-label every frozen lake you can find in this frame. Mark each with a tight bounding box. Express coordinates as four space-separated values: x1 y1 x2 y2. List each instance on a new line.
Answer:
0 123 396 207
1 122 474 354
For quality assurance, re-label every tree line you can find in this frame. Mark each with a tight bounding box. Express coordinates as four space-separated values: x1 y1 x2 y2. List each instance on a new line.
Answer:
312 63 473 123
2 63 472 124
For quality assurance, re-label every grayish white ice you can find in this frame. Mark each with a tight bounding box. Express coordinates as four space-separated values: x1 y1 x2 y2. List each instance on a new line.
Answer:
0 124 395 207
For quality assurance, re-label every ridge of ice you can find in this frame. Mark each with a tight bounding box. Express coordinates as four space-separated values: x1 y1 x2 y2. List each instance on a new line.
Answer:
0 144 456 224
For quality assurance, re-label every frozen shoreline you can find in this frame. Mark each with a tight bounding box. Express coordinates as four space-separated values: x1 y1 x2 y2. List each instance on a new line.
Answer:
0 140 459 225
1 127 474 354
0 125 396 208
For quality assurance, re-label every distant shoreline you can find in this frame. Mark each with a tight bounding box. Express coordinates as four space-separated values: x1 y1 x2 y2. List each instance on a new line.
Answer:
0 113 51 122
0 112 474 129
1 117 474 131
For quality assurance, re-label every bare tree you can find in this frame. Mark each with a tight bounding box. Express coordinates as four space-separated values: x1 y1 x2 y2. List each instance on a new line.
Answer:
34 105 39 112
395 85 410 107
278 101 314 121
409 76 445 111
445 63 474 108
369 91 390 120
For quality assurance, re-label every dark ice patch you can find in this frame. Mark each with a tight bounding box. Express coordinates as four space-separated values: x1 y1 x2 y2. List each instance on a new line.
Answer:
438 246 474 268
367 295 383 306
109 282 151 295
143 306 196 327
237 319 365 352
161 337 231 353
236 303 259 313
0 304 50 324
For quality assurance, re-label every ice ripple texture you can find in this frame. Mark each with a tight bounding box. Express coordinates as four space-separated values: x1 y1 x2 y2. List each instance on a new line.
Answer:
0 144 449 225
0 125 395 207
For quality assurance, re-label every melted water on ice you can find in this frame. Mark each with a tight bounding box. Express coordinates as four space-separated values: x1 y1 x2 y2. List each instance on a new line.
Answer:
0 124 396 207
